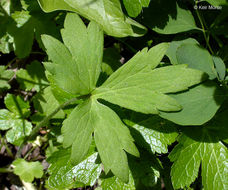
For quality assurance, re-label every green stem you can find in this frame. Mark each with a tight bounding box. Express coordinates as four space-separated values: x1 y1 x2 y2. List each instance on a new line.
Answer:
0 167 13 173
195 6 214 54
29 97 79 140
16 96 80 158
0 135 14 158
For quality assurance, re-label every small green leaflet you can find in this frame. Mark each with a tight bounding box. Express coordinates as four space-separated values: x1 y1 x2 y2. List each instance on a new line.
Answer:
0 94 32 145
169 127 228 189
213 56 226 80
125 116 178 154
37 0 147 37
16 61 48 91
142 0 199 34
47 147 102 189
13 159 43 183
123 0 150 17
42 13 103 95
0 66 14 91
160 81 225 125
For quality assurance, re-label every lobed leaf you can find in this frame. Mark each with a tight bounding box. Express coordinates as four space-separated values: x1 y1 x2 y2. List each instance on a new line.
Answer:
37 0 147 37
0 109 32 146
169 126 228 189
47 147 102 189
13 159 43 183
125 116 178 154
0 66 14 91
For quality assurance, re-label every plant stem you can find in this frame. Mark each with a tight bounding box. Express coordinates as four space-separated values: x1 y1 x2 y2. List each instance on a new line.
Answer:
195 5 214 54
16 96 80 158
0 167 13 173
29 97 79 140
0 135 14 158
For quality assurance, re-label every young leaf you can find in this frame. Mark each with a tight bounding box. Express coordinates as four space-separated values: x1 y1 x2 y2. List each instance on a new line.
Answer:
142 0 199 34
176 44 217 79
0 66 14 91
213 56 226 80
125 116 178 154
123 0 150 17
0 109 32 145
16 61 48 91
41 13 103 95
62 99 139 182
160 82 225 125
169 127 228 189
13 159 43 183
47 147 102 189
37 0 147 37
94 64 205 114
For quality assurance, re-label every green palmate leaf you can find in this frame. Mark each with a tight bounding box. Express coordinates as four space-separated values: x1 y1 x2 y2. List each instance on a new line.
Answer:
142 0 199 34
42 13 103 95
160 82 225 125
37 0 147 37
13 159 43 183
176 43 217 80
166 38 199 65
4 94 30 118
169 127 228 189
16 61 48 91
123 0 150 17
33 86 65 119
94 64 204 114
47 147 102 189
0 109 32 145
125 116 178 154
62 99 139 182
0 66 14 90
